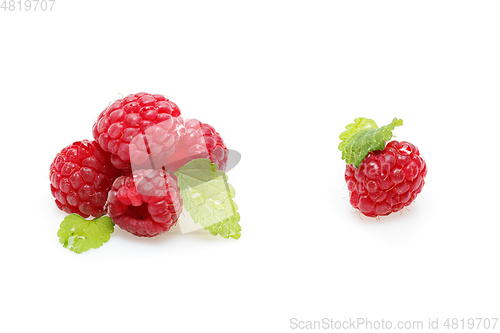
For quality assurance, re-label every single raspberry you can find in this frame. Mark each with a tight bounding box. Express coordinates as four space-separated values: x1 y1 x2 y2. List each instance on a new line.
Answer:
92 92 182 173
164 117 228 172
107 169 183 237
345 141 427 217
50 140 122 218
339 117 427 218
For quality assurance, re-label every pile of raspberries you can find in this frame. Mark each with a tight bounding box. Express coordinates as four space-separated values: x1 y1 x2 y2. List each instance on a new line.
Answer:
50 92 228 237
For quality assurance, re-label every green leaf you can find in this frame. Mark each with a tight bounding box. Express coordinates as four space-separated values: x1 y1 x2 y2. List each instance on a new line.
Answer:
57 214 114 254
175 158 241 239
339 117 403 168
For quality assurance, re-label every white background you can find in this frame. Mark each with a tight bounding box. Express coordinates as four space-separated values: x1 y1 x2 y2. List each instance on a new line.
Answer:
1 1 499 332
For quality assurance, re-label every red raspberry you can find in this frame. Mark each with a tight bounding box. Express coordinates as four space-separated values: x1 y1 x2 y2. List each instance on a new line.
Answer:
165 118 228 172
50 140 122 218
92 92 182 173
127 115 183 172
107 169 183 237
345 141 427 217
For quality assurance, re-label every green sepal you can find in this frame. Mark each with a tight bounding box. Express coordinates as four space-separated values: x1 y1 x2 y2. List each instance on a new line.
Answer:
175 158 241 239
57 214 114 254
339 117 403 168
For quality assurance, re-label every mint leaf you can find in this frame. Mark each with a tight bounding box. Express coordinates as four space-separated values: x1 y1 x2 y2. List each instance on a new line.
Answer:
339 117 403 168
175 158 241 239
57 214 114 254
338 117 378 151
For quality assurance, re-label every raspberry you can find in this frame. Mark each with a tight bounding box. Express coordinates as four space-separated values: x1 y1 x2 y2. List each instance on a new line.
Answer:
50 140 122 218
92 92 182 173
345 141 427 217
164 117 228 172
107 169 183 237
